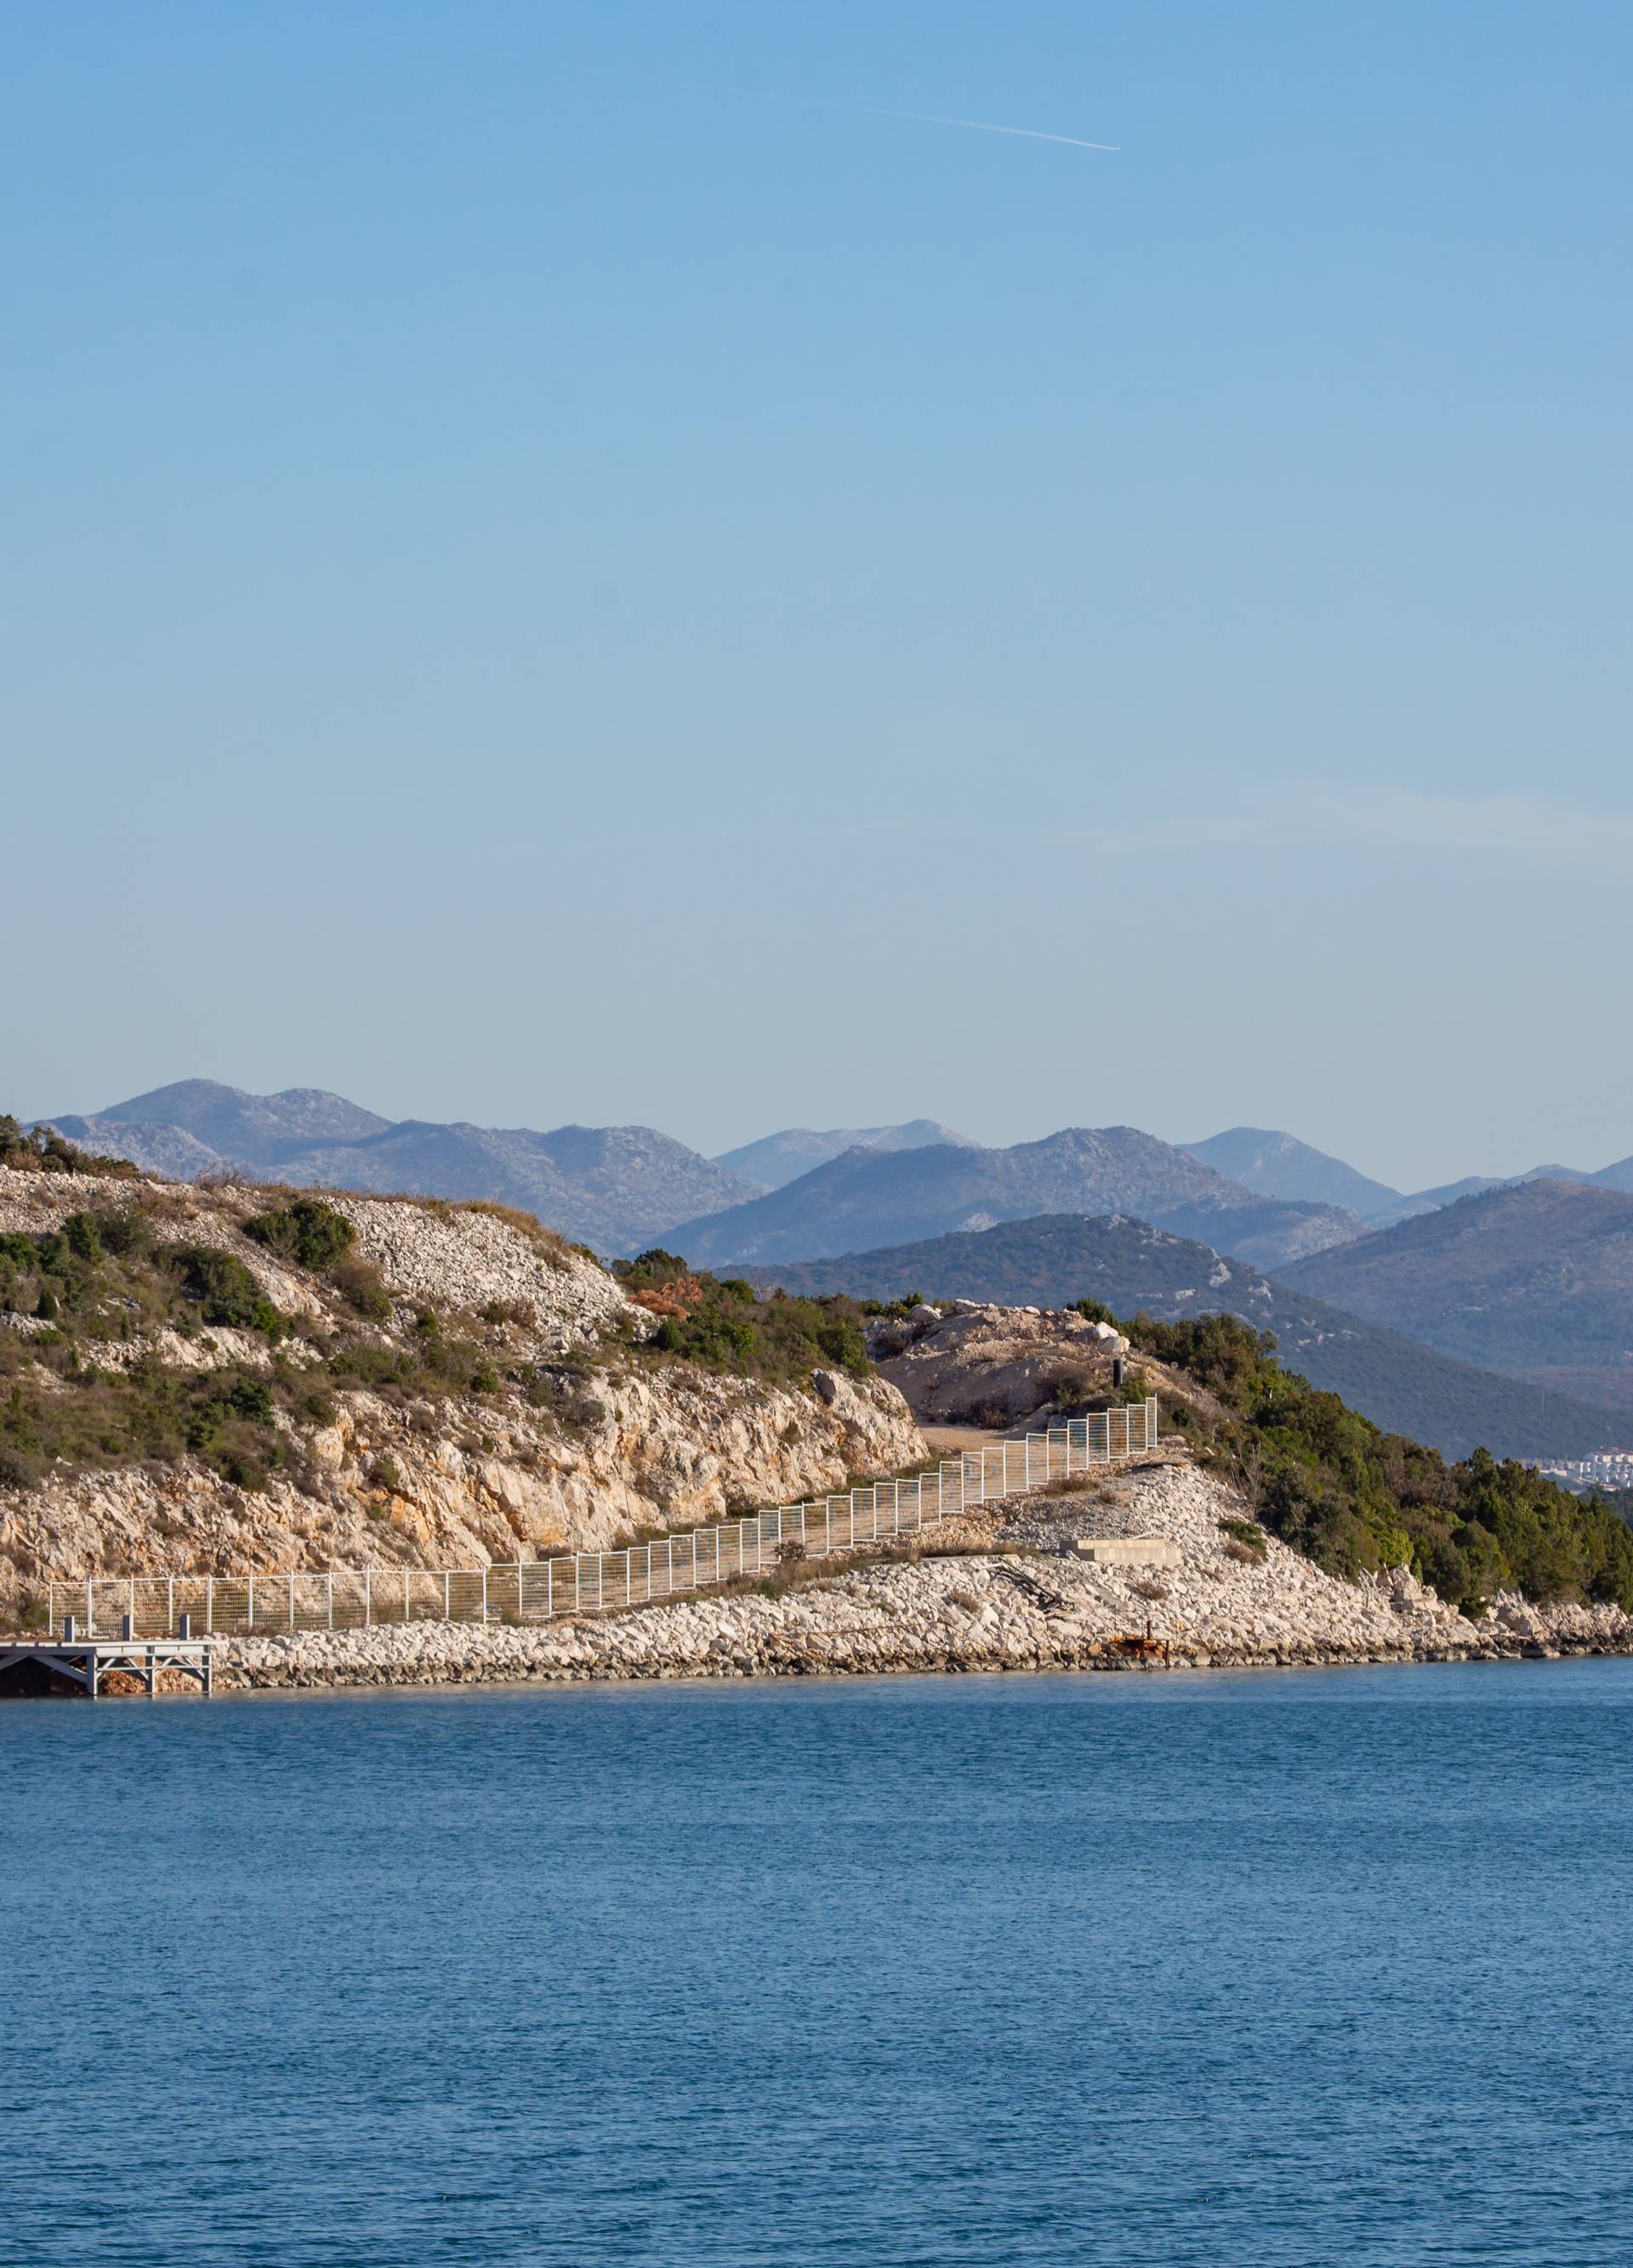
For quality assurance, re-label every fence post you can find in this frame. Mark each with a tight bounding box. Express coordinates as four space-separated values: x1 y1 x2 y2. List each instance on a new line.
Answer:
247 1572 253 1632
289 1572 296 1631
86 1578 93 1634
331 1572 336 1629
207 1576 213 1634
363 1568 371 1626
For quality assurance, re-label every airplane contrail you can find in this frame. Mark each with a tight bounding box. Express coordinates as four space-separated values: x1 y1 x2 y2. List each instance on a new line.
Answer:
879 109 1118 152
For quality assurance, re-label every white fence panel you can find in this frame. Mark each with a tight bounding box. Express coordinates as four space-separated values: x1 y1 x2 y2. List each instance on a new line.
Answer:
48 1400 1158 1638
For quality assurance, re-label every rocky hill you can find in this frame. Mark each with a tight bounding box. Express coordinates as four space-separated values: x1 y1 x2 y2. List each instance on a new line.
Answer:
1281 1179 1633 1412
0 1151 922 1623
863 1301 1138 1429
42 1080 760 1253
733 1212 1627 1462
667 1127 1365 1274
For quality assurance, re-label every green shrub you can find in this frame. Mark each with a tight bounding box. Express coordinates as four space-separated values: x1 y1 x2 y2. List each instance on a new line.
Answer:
97 1209 154 1260
166 1245 287 1339
244 1198 356 1271
62 1212 103 1262
646 1282 870 1387
614 1248 691 1290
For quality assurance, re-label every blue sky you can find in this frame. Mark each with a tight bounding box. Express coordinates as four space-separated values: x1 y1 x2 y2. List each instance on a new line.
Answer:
5 2 1630 1189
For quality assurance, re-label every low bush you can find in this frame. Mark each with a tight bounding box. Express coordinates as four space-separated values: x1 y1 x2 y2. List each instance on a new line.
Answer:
859 1292 927 1319
330 1256 392 1322
166 1246 287 1339
1217 1517 1267 1560
615 1248 690 1291
244 1198 355 1271
618 1253 873 1390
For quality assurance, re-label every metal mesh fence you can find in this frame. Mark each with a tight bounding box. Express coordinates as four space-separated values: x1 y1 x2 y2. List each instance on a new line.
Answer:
48 1400 1158 1639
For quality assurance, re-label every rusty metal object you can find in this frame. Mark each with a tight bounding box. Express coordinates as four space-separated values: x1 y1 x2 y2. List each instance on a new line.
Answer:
1104 1616 1171 1664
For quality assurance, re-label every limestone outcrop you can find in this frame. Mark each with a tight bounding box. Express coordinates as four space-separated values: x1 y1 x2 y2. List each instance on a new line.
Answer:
0 1168 923 1618
868 1301 1136 1426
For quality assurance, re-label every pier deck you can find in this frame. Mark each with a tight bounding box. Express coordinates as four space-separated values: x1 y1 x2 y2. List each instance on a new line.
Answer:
0 1635 213 1698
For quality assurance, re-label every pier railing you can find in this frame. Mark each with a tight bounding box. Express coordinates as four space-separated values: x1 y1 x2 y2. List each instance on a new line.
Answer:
47 1400 1159 1640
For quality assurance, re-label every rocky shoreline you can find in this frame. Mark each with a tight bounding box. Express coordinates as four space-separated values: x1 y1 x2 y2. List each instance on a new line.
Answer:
217 1458 1633 1693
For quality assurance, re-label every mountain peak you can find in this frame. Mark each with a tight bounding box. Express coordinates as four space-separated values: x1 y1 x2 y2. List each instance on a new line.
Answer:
1183 1127 1401 1219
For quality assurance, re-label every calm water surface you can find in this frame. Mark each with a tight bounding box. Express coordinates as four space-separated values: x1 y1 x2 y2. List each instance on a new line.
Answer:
3 1660 1631 2266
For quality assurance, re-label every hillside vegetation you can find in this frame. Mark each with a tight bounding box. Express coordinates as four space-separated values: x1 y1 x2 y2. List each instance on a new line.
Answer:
613 1249 870 1385
1135 1313 1633 1616
0 1209 885 1496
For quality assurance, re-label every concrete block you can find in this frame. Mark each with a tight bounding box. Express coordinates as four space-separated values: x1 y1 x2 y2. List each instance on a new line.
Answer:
1071 1534 1181 1569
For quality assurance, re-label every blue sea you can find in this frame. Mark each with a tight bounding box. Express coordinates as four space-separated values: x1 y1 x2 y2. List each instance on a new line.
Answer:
3 1661 1631 2266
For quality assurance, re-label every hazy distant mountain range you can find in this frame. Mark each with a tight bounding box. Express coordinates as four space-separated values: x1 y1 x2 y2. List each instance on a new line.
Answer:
37 1089 1633 1425
46 1082 760 1254
43 1087 1363 1271
736 1213 1625 1464
1186 1122 1633 1229
667 1128 1366 1274
714 1120 975 1191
